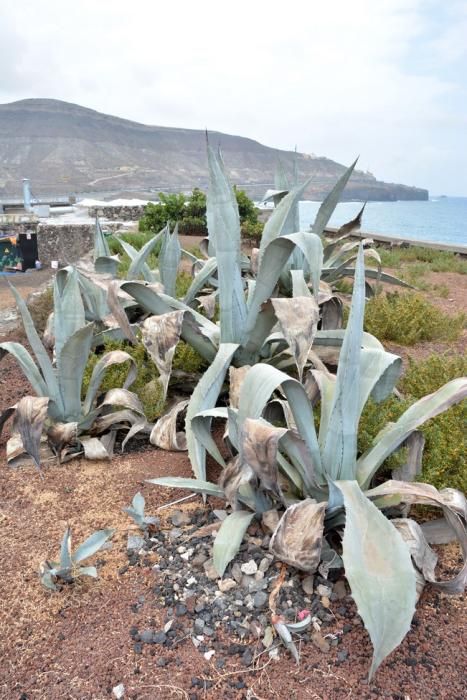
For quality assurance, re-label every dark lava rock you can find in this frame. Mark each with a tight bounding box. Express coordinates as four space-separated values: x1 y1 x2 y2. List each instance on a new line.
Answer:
133 642 143 654
337 649 349 662
241 648 253 666
140 629 154 644
156 657 168 667
175 603 187 616
153 631 167 645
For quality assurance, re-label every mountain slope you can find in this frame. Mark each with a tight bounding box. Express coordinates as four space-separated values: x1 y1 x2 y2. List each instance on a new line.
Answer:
0 99 428 201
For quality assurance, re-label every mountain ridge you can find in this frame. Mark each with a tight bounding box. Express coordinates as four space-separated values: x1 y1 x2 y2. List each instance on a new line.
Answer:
0 98 428 201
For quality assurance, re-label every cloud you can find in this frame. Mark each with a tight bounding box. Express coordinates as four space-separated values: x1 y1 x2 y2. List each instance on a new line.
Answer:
0 0 466 193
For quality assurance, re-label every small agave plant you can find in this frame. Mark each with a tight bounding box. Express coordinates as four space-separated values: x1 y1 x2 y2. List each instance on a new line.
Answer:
123 492 159 531
150 245 467 679
0 267 148 467
40 526 114 590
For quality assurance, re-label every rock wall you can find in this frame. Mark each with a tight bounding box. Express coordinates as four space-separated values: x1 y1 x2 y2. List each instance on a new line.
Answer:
87 205 145 221
36 223 94 265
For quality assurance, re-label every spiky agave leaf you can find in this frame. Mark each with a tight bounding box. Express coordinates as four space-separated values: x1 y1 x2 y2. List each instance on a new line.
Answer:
141 311 185 400
213 510 255 576
206 144 247 343
11 396 50 470
312 159 358 237
240 418 287 500
271 297 319 381
159 224 181 297
336 480 417 681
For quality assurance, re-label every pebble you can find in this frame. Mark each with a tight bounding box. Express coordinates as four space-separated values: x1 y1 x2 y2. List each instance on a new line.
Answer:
112 684 125 699
302 575 315 595
140 629 154 644
317 583 332 598
127 534 144 551
156 657 168 667
241 560 258 575
337 649 348 663
231 562 243 583
194 619 205 634
168 528 183 541
153 631 167 645
241 648 254 666
180 548 194 561
253 591 268 608
203 559 219 580
258 556 272 573
175 604 187 616
218 578 237 593
191 552 208 569
133 642 143 654
333 579 347 600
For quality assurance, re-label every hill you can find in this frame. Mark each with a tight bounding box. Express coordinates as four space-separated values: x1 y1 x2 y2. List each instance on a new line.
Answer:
0 98 428 201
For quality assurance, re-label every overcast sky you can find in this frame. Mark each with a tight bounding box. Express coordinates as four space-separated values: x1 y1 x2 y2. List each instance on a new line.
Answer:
1 0 467 195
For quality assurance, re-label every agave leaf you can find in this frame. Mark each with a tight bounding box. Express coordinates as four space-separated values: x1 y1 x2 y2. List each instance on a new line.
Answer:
11 396 49 470
146 476 225 498
312 159 358 237
419 518 457 545
107 280 137 344
365 480 467 594
80 436 113 459
47 421 79 462
320 297 343 330
270 499 326 571
391 431 425 483
290 269 312 298
219 454 254 508
321 244 365 480
206 144 247 343
8 284 62 413
191 407 229 468
336 480 416 681
128 228 165 279
240 418 287 500
160 225 181 297
76 270 110 321
186 343 238 480
141 311 184 400
243 232 322 347
82 350 137 416
58 324 94 422
53 267 87 365
98 388 145 416
59 527 73 571
0 342 49 398
184 257 218 305
93 216 110 258
391 518 438 601
238 363 323 485
117 237 156 282
94 255 120 276
229 366 251 409
274 620 300 664
271 297 319 381
357 378 467 488
121 281 218 362
337 203 366 236
150 399 189 451
196 291 218 319
72 528 114 564
213 510 255 576
258 177 312 262
331 266 412 288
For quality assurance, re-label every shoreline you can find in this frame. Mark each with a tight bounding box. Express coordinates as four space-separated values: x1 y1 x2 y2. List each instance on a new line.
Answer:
324 226 467 255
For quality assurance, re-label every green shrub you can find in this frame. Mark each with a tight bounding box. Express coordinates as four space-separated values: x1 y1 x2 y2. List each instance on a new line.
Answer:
175 271 193 298
364 291 465 345
81 339 165 421
173 340 207 374
357 353 467 492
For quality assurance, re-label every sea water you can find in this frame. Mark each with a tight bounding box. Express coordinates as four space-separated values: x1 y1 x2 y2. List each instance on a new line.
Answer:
299 197 467 249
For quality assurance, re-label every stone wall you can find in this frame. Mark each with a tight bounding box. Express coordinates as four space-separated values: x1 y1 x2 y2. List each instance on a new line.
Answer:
87 205 146 221
37 223 94 265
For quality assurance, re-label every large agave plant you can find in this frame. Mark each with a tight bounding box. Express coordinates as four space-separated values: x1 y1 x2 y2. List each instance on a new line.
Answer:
0 268 148 466
150 245 467 679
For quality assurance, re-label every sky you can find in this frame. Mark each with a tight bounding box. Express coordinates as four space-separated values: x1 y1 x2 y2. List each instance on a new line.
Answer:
1 0 467 195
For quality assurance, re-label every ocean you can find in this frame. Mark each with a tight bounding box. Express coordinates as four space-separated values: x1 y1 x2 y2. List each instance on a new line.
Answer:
299 197 467 249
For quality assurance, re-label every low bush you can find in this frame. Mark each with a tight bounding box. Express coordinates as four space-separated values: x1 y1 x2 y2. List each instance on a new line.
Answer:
82 337 206 421
364 291 465 345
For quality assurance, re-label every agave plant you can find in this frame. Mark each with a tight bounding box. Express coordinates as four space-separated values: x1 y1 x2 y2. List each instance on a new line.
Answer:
40 526 114 590
123 491 159 531
149 245 467 679
0 268 148 466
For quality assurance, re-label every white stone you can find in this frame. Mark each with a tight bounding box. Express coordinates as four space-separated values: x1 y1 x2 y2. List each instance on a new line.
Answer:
241 559 258 575
112 684 125 699
204 650 216 660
